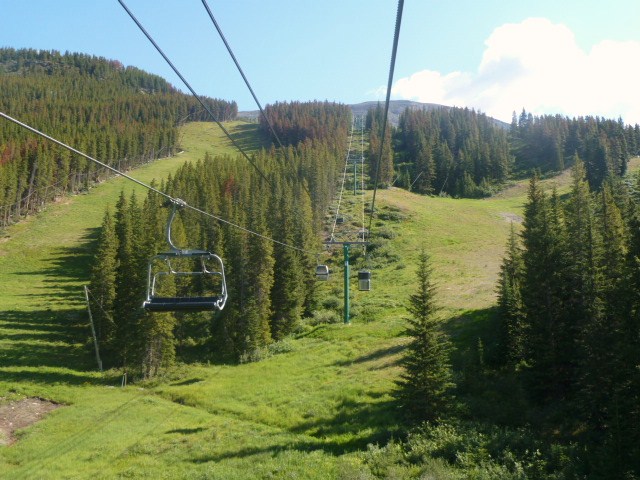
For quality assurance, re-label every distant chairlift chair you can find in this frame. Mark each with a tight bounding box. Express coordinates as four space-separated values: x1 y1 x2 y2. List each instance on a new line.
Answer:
358 269 371 291
316 264 330 281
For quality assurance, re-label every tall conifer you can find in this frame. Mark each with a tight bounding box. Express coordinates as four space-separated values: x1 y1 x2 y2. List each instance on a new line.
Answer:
395 249 454 422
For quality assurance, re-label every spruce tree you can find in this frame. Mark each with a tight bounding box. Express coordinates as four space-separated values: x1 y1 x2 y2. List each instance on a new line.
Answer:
520 175 571 402
270 186 304 341
577 182 631 474
395 249 454 422
88 209 119 363
139 189 177 378
244 185 275 351
496 222 526 365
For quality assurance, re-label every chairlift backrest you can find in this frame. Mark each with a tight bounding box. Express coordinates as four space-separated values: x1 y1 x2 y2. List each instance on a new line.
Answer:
358 269 371 291
316 264 329 281
143 250 228 312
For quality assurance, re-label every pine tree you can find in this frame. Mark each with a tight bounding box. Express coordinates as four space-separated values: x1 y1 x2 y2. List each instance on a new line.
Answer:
243 184 275 351
576 182 631 474
395 249 454 422
520 175 571 402
139 189 177 378
113 191 145 369
496 223 526 365
270 185 304 341
88 209 119 363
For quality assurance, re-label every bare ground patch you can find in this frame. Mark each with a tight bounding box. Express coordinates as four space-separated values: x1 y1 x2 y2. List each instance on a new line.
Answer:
0 397 61 446
500 212 523 223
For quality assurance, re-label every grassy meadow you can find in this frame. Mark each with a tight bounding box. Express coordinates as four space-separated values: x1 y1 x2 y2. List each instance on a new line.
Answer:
0 121 581 478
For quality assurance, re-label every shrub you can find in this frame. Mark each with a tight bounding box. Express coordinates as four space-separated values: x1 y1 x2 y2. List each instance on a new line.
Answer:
309 309 341 326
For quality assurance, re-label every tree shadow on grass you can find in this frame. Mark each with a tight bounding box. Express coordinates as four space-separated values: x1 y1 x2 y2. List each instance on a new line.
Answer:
228 122 272 153
11 227 100 305
0 367 106 386
191 395 402 464
333 344 404 369
0 309 97 381
442 307 531 426
442 306 501 369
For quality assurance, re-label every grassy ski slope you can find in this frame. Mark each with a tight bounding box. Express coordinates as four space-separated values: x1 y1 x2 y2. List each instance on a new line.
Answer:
0 120 595 478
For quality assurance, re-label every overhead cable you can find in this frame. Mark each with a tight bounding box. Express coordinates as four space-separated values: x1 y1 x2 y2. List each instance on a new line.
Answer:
199 0 314 200
200 0 287 154
117 0 273 188
0 111 316 255
367 0 404 232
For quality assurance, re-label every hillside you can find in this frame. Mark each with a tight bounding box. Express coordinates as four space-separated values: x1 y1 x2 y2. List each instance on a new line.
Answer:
0 118 535 478
0 48 237 228
2 110 639 477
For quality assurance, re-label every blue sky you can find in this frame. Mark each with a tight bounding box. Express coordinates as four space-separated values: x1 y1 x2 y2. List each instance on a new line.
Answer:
2 1 640 123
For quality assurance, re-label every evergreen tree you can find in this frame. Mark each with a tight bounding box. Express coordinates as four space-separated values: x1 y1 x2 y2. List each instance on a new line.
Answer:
520 175 572 402
243 184 275 351
496 223 525 365
113 191 145 369
88 209 119 363
270 183 305 340
577 182 631 474
139 189 177 378
395 249 454 422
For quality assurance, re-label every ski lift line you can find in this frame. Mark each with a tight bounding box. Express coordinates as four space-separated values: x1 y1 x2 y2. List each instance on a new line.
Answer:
85 286 117 326
330 116 354 239
330 116 357 240
367 0 404 233
200 0 313 202
117 0 273 189
359 116 367 243
200 1 285 156
0 111 318 256
410 170 424 189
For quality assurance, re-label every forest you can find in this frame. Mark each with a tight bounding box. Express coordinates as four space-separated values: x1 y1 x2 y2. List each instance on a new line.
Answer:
495 161 640 476
89 101 351 373
391 105 640 197
0 48 236 227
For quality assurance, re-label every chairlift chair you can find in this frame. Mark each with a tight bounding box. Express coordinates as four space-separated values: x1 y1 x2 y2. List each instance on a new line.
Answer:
142 199 228 312
316 264 330 281
358 269 371 291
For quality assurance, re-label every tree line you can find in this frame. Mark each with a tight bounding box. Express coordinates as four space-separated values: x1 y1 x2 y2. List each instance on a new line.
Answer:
497 161 640 477
259 100 351 147
391 106 640 199
0 48 236 227
511 109 640 189
90 102 350 375
393 106 512 197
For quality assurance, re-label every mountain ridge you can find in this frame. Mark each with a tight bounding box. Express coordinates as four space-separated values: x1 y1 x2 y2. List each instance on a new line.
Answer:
239 99 509 128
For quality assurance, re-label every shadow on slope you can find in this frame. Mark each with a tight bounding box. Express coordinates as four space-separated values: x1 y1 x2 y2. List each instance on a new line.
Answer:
228 122 272 153
190 395 401 464
11 227 99 306
0 309 97 383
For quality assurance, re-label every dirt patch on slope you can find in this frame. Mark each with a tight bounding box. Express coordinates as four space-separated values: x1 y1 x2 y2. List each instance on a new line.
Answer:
0 397 61 445
500 212 523 223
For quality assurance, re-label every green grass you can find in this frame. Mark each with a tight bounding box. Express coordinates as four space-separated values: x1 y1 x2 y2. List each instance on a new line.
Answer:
1 123 618 478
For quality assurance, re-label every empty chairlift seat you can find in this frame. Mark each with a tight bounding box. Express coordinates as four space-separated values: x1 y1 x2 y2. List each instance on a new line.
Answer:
316 264 330 281
143 251 228 312
142 198 228 312
358 270 371 291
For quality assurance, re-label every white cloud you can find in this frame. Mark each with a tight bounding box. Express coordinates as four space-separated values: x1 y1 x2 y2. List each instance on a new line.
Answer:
391 18 640 124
